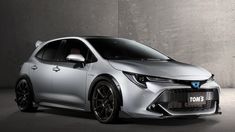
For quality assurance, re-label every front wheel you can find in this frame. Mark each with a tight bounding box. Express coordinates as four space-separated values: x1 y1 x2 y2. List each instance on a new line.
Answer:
15 78 38 112
91 80 120 123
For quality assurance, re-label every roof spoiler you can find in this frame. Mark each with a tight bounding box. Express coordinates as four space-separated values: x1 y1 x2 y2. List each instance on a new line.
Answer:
35 40 43 48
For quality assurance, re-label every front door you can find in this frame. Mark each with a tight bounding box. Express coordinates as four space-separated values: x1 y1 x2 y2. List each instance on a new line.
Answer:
52 39 90 108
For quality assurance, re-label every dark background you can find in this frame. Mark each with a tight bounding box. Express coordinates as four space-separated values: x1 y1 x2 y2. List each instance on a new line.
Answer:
0 0 234 88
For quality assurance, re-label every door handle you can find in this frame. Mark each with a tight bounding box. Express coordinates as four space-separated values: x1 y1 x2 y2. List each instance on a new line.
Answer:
31 65 38 70
52 66 60 72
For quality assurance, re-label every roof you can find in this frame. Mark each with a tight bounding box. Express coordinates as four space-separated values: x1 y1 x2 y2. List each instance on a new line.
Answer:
81 36 117 39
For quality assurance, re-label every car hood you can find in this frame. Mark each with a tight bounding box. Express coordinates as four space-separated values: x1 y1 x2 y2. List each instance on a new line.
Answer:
108 60 211 81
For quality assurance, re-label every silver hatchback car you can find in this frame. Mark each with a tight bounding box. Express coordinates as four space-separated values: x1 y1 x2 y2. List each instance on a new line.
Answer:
15 36 221 123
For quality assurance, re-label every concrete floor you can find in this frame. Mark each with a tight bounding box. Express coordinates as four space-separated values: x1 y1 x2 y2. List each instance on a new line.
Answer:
0 88 234 132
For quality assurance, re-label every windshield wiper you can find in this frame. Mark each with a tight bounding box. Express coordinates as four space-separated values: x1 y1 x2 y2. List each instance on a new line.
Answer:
106 56 170 61
138 58 169 61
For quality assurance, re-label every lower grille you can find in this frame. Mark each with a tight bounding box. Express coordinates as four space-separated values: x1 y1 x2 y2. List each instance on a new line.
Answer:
148 88 219 114
166 100 215 112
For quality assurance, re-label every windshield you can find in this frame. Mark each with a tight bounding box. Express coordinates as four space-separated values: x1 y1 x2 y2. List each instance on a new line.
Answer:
87 38 170 60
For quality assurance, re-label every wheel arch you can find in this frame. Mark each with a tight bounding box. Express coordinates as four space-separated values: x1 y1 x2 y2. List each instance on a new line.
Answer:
88 74 123 106
15 74 32 87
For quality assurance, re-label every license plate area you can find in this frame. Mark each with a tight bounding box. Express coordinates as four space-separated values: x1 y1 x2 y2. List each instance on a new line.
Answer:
187 92 206 106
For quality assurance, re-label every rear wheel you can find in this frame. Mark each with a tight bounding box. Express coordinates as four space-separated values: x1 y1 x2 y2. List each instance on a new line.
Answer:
15 78 38 112
91 80 120 123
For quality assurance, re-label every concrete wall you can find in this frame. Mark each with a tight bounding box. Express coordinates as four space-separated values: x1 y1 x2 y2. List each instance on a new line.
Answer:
0 0 234 88
0 0 118 88
119 0 235 88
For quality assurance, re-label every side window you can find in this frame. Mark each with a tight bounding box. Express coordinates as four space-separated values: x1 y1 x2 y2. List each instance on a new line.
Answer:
36 40 61 61
58 39 97 63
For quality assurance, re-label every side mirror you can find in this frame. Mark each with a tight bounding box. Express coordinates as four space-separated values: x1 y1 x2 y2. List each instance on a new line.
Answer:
66 54 85 62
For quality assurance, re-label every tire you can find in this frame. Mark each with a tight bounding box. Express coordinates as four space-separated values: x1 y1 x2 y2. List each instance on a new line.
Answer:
91 79 120 123
15 77 38 112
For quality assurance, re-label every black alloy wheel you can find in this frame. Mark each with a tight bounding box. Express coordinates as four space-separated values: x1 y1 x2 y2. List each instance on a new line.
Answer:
15 78 38 112
91 80 120 123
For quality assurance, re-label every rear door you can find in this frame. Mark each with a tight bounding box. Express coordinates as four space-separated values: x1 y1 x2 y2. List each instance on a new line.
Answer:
30 40 61 102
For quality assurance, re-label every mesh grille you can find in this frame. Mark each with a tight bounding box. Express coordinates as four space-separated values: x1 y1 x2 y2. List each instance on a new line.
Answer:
148 88 218 113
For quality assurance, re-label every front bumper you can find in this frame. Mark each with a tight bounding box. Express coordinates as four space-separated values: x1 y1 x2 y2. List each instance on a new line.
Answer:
119 76 221 118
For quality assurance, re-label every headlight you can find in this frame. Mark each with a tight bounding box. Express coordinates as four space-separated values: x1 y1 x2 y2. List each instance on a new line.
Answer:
123 72 173 88
207 74 215 82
